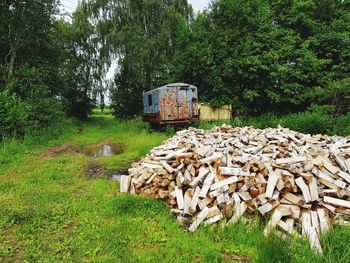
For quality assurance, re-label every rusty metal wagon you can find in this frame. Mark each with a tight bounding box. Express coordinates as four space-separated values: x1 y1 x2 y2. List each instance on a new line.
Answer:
142 83 199 125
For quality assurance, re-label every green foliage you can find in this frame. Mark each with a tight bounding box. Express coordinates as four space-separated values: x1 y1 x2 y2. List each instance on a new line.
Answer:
0 0 60 79
238 111 334 135
0 64 66 138
197 111 350 136
332 113 350 136
174 0 350 116
0 0 69 138
280 111 333 135
57 5 102 119
0 90 28 138
165 125 176 136
7 65 65 126
312 78 350 114
257 234 292 263
0 0 104 138
87 0 193 118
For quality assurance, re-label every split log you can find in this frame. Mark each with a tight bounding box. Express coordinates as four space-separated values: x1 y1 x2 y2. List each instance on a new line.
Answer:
199 173 215 198
227 201 247 225
188 207 210 232
265 174 279 199
264 210 282 236
323 196 350 209
295 177 312 203
120 175 130 193
175 186 184 210
210 176 238 191
190 186 201 213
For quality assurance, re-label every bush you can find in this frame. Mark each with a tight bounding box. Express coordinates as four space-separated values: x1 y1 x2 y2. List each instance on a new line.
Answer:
8 65 66 126
331 113 350 136
0 90 28 138
199 111 350 136
237 113 281 129
279 111 333 135
0 65 67 139
320 78 350 115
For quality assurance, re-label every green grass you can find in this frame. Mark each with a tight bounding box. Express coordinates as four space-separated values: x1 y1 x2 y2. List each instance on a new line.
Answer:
197 111 350 136
0 114 349 262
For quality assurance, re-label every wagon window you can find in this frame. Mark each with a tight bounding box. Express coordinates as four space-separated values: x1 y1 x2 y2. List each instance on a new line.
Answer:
148 94 152 106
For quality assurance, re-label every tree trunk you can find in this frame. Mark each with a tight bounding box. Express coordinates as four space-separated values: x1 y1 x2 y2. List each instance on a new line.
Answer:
7 48 17 79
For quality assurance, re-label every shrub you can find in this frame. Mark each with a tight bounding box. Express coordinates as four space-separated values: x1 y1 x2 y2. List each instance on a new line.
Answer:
8 65 66 126
243 113 281 129
279 111 333 135
331 113 350 136
235 111 337 135
200 110 349 136
0 90 28 138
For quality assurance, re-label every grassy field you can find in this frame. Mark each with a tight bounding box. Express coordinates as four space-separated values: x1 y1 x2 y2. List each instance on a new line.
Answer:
1 113 350 262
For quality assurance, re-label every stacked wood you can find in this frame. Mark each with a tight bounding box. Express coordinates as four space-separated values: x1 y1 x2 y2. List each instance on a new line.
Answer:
120 125 350 253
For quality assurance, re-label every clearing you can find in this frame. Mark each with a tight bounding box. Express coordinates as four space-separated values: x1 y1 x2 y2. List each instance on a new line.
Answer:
0 115 349 262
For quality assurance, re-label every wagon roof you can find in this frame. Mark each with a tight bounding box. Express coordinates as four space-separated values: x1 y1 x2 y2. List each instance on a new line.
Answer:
143 83 197 94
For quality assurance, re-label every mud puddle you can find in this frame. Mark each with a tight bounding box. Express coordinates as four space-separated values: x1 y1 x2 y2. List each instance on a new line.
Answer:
81 142 125 158
46 141 127 179
46 141 125 158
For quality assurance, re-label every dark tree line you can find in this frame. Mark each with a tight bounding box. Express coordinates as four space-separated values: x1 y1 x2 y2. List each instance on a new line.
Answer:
173 0 349 116
89 0 349 117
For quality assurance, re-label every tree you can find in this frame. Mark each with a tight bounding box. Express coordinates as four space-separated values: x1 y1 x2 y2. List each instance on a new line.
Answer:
0 0 60 79
86 0 193 117
0 0 103 137
57 3 103 119
174 0 350 115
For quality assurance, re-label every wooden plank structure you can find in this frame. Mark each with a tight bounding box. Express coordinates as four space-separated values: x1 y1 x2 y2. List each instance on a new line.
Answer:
198 103 232 121
121 124 350 253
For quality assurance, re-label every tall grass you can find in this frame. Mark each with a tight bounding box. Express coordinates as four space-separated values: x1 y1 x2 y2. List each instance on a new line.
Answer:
0 118 80 171
197 111 350 136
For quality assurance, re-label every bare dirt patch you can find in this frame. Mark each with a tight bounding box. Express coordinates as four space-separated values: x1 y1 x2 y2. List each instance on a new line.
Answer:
45 142 80 157
85 161 129 180
85 161 108 178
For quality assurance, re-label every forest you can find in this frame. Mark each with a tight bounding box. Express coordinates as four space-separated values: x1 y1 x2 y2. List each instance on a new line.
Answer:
1 0 349 138
1 0 350 262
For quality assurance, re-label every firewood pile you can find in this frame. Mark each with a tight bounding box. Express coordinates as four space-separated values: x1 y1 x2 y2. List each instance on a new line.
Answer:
120 125 350 252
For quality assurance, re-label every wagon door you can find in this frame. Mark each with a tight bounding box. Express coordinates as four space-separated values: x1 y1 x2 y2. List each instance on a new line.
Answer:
160 88 178 121
177 87 190 119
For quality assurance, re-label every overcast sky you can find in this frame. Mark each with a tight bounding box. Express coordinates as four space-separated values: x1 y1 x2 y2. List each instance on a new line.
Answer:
61 0 211 13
